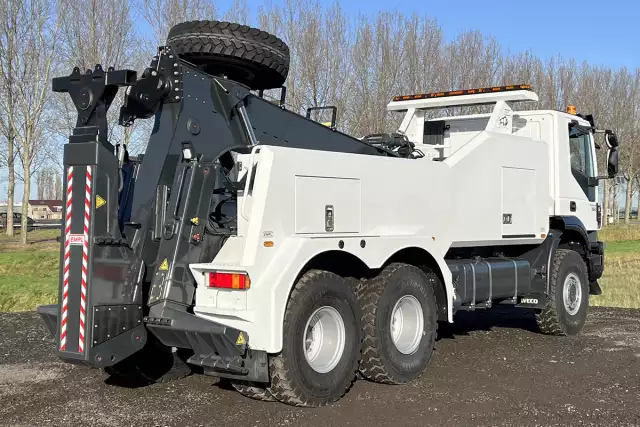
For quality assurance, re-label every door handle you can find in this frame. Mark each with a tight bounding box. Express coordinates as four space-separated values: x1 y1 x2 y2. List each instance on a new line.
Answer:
570 201 576 212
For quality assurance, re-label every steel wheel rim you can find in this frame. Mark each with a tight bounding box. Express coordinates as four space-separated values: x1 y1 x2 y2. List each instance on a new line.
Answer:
390 295 424 355
303 306 346 373
563 272 583 315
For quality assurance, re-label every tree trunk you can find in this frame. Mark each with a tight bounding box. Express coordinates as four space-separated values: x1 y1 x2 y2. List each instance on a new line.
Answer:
6 129 15 236
21 162 30 245
624 177 633 224
55 171 62 200
612 184 618 224
603 179 610 226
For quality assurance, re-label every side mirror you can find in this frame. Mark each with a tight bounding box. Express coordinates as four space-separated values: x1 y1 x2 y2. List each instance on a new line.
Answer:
607 148 619 178
605 131 619 149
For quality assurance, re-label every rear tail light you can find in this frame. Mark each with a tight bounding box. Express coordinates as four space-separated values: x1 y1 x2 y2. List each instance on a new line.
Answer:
208 272 251 290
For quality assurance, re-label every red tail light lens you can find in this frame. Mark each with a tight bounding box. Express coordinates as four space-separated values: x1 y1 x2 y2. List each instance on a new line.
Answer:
208 272 250 289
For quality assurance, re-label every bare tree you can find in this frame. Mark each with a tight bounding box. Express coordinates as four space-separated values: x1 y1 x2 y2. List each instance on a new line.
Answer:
50 0 146 154
280 1 351 129
0 0 63 244
0 0 637 238
346 11 409 136
36 167 60 199
138 0 217 50
54 169 62 200
0 0 21 235
36 169 45 199
399 14 444 97
574 64 614 224
223 0 248 23
256 0 304 114
608 68 640 223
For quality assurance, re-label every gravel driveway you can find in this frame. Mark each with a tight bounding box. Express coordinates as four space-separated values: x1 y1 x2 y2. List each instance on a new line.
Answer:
1 307 639 427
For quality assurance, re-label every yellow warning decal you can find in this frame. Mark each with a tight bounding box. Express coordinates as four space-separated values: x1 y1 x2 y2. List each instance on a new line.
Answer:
159 258 169 271
236 332 246 346
96 195 106 209
190 217 199 225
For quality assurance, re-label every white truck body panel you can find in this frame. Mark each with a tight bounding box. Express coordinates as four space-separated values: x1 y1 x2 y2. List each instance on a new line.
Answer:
189 87 599 354
191 127 549 352
191 146 455 353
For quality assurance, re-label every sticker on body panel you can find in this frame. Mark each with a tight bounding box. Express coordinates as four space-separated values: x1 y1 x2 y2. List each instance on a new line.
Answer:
69 234 85 245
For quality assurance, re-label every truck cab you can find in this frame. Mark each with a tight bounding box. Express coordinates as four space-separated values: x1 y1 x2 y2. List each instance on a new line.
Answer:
388 85 619 236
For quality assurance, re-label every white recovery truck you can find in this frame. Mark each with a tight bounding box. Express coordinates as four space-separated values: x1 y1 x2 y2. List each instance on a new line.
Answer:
39 21 620 408
189 85 620 405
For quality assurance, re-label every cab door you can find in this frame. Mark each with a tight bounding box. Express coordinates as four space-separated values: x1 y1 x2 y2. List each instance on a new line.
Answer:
556 119 599 231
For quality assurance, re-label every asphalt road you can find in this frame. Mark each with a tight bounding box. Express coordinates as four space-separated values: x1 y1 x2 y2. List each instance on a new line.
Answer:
2 307 639 427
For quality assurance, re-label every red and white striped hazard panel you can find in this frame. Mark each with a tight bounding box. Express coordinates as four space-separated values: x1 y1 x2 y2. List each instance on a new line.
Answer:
60 165 92 354
60 166 73 351
79 166 92 353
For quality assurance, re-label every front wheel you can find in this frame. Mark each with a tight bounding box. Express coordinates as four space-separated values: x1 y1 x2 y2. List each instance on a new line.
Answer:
536 249 589 336
267 270 362 407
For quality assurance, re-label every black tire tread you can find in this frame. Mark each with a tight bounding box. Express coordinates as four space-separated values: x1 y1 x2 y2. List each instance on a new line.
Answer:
231 381 277 402
357 263 437 385
267 269 360 407
166 20 289 89
535 249 581 336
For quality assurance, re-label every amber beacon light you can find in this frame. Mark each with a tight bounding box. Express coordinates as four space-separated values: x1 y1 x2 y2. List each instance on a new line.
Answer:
392 84 533 102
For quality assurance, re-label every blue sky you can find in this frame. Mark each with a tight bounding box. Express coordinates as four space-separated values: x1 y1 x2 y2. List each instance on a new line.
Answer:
220 0 640 70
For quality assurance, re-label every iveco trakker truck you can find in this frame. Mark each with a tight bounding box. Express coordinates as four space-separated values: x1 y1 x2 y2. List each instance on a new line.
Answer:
38 20 620 407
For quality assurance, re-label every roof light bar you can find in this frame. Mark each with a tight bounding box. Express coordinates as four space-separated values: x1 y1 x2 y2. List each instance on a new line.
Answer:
392 84 533 102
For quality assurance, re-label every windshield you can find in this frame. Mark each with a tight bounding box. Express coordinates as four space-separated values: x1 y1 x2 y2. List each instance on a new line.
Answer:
568 124 596 202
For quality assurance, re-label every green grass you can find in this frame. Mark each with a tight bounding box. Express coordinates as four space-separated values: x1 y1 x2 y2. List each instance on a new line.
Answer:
0 228 60 242
600 224 640 242
603 240 640 254
0 250 59 312
0 225 638 311
591 236 640 309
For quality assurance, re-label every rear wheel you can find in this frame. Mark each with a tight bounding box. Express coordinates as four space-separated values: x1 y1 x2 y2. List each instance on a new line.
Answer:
166 20 289 90
536 249 589 336
357 263 438 384
267 270 361 407
230 381 276 402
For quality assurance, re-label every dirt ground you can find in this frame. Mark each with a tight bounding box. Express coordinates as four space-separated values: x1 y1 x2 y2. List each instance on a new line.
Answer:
1 307 639 427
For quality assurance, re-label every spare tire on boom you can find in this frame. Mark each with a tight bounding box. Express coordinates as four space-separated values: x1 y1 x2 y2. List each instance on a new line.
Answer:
166 20 290 90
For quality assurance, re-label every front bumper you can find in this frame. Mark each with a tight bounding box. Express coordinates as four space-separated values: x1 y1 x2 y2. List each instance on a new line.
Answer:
37 303 268 383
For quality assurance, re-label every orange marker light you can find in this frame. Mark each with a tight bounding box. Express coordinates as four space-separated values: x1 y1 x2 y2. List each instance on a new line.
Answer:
567 106 577 114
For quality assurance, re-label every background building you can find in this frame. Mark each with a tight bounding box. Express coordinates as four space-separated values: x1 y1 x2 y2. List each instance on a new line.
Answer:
27 200 63 220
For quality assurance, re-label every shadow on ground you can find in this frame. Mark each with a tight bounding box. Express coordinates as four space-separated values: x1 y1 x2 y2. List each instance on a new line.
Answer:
437 306 539 340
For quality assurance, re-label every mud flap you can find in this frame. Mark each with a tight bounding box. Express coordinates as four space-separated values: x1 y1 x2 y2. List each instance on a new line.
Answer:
589 280 603 296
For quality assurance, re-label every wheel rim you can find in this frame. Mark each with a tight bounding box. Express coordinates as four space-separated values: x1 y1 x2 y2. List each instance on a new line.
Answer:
390 295 424 355
303 306 346 373
563 272 583 315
